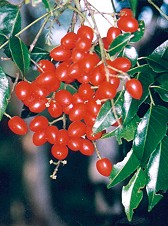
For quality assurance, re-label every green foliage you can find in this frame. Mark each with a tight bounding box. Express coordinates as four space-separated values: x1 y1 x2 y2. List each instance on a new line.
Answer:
0 67 10 120
0 0 167 223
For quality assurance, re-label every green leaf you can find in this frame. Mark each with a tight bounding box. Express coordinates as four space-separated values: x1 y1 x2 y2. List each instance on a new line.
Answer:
154 83 168 102
0 33 7 46
9 36 30 75
147 40 168 73
42 0 53 11
130 21 145 43
107 149 140 188
93 92 124 134
122 168 146 221
121 45 138 67
102 115 140 145
122 72 154 124
128 0 138 16
133 105 168 163
108 33 131 56
128 64 155 77
146 136 168 212
30 47 50 66
0 66 10 120
0 0 21 37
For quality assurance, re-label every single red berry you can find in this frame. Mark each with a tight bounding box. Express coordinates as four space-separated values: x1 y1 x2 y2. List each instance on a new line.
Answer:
48 100 63 118
120 8 133 17
77 25 94 41
32 130 47 146
96 158 112 177
117 16 139 33
28 97 47 113
125 78 143 100
51 144 68 160
50 45 71 62
37 59 55 72
79 139 94 156
86 126 102 141
96 81 117 100
69 103 86 121
78 52 99 74
68 137 82 151
29 115 48 132
15 81 31 101
56 129 69 146
55 90 72 106
78 83 94 101
112 57 132 72
68 121 86 137
45 125 59 144
61 32 78 49
8 116 28 135
75 37 92 52
106 27 121 45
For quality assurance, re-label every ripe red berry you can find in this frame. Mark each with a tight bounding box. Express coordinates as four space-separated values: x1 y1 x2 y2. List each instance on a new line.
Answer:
68 137 82 151
55 90 72 106
50 45 71 62
8 116 28 135
51 144 68 160
48 100 63 118
29 115 48 132
125 78 143 100
32 130 47 146
77 25 94 41
15 81 31 101
96 158 112 177
120 8 133 17
69 103 86 121
117 16 139 33
68 121 86 137
37 59 55 72
61 32 78 49
106 27 121 45
79 139 94 156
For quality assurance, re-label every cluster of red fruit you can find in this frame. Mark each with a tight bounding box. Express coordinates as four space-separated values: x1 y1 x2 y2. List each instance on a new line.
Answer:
7 8 143 177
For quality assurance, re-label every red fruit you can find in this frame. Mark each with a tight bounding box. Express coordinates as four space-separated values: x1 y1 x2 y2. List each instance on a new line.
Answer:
80 139 94 156
72 48 86 63
77 25 94 41
102 37 110 50
30 81 50 98
45 125 59 144
33 130 47 146
55 62 70 82
8 116 28 135
61 32 78 49
120 8 133 17
112 57 132 72
48 100 63 118
109 76 120 89
28 98 47 113
15 81 31 101
78 83 94 101
36 71 60 92
55 90 72 106
50 45 71 62
37 59 55 72
106 27 121 44
96 158 112 177
125 78 143 100
86 126 102 141
56 129 69 146
78 53 99 73
29 115 48 132
68 137 82 151
51 144 68 160
83 113 96 126
86 99 102 116
67 62 84 79
96 81 117 100
68 121 86 137
89 64 106 86
75 37 92 52
63 103 74 115
69 103 86 121
117 16 139 33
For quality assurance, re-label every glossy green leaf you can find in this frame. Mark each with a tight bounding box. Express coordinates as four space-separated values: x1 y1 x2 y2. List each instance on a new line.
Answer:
128 0 138 16
93 92 124 134
147 40 168 73
30 47 50 66
0 0 21 37
121 45 138 67
42 0 53 11
154 83 168 102
102 115 140 145
108 33 131 56
122 72 154 124
146 136 168 212
122 168 146 221
0 66 10 120
130 21 145 43
128 64 155 77
9 36 30 75
133 105 168 163
0 33 7 46
108 149 140 188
